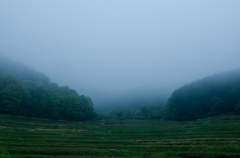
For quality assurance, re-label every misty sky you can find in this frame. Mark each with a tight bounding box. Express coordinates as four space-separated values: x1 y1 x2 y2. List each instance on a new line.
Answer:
1 1 240 108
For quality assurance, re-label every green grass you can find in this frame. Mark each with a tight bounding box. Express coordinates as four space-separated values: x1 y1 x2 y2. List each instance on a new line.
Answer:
0 113 240 157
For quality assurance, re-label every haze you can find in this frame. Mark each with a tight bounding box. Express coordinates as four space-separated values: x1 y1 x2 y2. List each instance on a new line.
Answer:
1 1 240 111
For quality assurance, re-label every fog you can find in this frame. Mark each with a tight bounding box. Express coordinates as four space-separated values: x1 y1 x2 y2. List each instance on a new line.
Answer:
1 1 240 111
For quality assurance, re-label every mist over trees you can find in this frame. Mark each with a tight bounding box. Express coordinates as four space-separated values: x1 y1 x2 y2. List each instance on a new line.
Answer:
96 89 169 113
0 57 96 121
95 88 168 120
165 69 240 120
2 56 240 121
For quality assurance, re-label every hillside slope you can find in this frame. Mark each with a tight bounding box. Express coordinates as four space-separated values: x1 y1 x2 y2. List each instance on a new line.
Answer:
166 69 240 120
0 56 95 121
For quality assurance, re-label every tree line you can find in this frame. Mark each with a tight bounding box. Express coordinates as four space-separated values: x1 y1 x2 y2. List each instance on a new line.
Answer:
2 56 240 121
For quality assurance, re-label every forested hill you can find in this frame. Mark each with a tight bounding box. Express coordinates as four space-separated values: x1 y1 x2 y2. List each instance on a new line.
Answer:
0 56 96 121
166 69 240 121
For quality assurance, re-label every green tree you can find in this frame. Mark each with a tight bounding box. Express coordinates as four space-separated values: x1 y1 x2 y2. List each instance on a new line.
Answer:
234 100 240 114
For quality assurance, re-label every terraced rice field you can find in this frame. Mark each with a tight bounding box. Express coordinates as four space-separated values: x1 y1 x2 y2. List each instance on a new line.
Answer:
0 113 240 157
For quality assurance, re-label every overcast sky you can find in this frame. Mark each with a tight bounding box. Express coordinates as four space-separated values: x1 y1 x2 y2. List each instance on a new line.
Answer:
1 1 240 108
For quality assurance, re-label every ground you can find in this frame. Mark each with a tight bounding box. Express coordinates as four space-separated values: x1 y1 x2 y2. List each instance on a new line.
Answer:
0 113 240 157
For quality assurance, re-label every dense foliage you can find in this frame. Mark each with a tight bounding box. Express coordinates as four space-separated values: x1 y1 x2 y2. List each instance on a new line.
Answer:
166 69 240 120
0 57 95 121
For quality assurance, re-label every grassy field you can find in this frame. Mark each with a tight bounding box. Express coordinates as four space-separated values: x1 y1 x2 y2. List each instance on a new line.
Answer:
0 113 240 157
